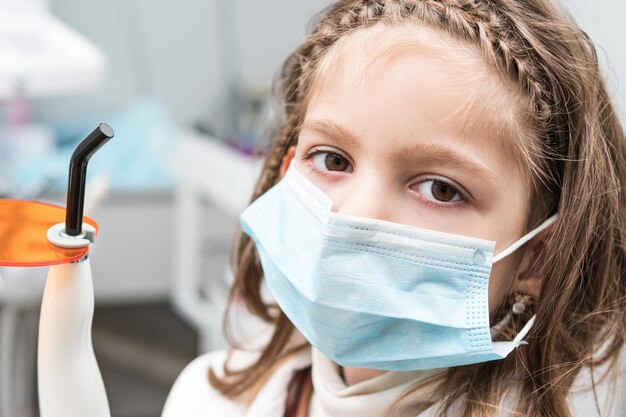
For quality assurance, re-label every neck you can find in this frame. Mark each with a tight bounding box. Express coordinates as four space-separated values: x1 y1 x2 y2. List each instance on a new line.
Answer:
341 365 387 385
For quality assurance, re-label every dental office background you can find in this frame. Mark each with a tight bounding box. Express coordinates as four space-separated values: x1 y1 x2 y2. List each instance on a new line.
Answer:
0 0 623 416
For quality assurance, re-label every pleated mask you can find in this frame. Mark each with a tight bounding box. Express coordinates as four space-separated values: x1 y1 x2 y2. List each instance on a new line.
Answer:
240 164 556 371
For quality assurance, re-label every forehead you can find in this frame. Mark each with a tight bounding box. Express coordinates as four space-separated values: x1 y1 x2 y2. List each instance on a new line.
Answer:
307 23 526 164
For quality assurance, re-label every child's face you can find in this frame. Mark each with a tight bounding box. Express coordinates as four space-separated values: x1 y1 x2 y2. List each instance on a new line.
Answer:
293 26 533 312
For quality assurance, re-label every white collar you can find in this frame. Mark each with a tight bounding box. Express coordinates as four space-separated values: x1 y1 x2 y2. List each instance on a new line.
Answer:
310 348 442 417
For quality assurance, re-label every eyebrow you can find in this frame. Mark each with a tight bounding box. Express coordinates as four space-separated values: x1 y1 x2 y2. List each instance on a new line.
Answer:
299 119 498 183
300 120 361 150
400 143 500 183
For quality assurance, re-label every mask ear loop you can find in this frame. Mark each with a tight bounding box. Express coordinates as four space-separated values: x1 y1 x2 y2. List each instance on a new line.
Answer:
491 214 557 264
489 214 556 343
512 315 536 346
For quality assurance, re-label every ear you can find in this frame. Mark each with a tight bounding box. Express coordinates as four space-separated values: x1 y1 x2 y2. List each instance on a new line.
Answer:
510 226 553 301
279 146 296 178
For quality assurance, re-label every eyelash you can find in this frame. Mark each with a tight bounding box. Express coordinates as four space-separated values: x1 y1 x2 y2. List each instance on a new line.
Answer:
410 177 469 209
301 148 469 208
302 148 353 177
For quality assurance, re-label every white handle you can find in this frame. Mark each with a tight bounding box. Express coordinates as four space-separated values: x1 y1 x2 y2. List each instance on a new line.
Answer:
38 258 111 417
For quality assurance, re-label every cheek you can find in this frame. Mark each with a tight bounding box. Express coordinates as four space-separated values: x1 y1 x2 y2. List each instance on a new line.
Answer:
487 253 522 316
293 159 351 206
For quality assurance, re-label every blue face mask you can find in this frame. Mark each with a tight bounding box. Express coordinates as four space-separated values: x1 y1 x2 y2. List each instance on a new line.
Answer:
240 164 556 371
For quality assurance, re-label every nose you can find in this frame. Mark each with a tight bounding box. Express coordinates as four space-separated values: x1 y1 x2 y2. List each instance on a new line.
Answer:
333 176 394 221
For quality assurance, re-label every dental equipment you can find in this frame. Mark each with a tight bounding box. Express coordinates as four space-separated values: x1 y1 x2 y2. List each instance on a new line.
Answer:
0 124 114 417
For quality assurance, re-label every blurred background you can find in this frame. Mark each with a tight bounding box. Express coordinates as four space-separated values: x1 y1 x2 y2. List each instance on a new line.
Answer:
0 0 623 416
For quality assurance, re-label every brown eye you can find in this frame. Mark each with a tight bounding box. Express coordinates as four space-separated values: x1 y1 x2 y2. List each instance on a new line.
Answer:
431 180 458 202
413 179 463 204
311 152 353 173
325 153 350 171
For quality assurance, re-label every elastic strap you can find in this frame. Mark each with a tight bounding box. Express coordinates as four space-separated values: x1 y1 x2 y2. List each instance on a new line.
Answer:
491 214 557 264
513 315 536 345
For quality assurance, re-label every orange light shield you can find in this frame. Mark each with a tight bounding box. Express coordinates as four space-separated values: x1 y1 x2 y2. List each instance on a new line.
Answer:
0 200 98 267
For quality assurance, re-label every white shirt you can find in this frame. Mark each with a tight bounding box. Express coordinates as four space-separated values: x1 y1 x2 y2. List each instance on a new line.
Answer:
162 346 626 417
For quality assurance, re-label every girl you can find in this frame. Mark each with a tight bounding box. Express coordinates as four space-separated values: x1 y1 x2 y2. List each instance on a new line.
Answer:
163 0 626 416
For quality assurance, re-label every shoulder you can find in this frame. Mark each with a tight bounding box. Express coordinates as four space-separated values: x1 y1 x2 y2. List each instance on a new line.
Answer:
161 346 312 417
490 345 626 417
161 350 246 417
568 345 626 417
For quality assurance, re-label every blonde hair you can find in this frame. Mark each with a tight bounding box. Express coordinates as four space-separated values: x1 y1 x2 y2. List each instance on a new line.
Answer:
210 1 626 416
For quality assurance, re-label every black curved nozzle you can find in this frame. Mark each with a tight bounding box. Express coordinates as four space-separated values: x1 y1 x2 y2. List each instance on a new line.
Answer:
65 123 114 236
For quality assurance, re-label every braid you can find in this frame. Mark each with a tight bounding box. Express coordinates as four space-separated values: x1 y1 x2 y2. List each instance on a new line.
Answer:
267 0 559 194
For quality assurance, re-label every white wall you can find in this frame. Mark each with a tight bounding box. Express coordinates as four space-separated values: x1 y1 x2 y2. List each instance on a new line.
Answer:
562 0 626 123
232 0 332 89
45 0 332 127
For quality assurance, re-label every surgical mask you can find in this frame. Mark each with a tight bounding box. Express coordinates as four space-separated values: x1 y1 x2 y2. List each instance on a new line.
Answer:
240 164 556 371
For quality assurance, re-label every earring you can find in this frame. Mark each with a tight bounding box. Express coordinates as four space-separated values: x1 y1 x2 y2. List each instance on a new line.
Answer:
511 293 533 315
490 293 534 339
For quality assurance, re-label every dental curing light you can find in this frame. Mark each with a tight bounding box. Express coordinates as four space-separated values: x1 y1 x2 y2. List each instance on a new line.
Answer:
0 124 114 417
